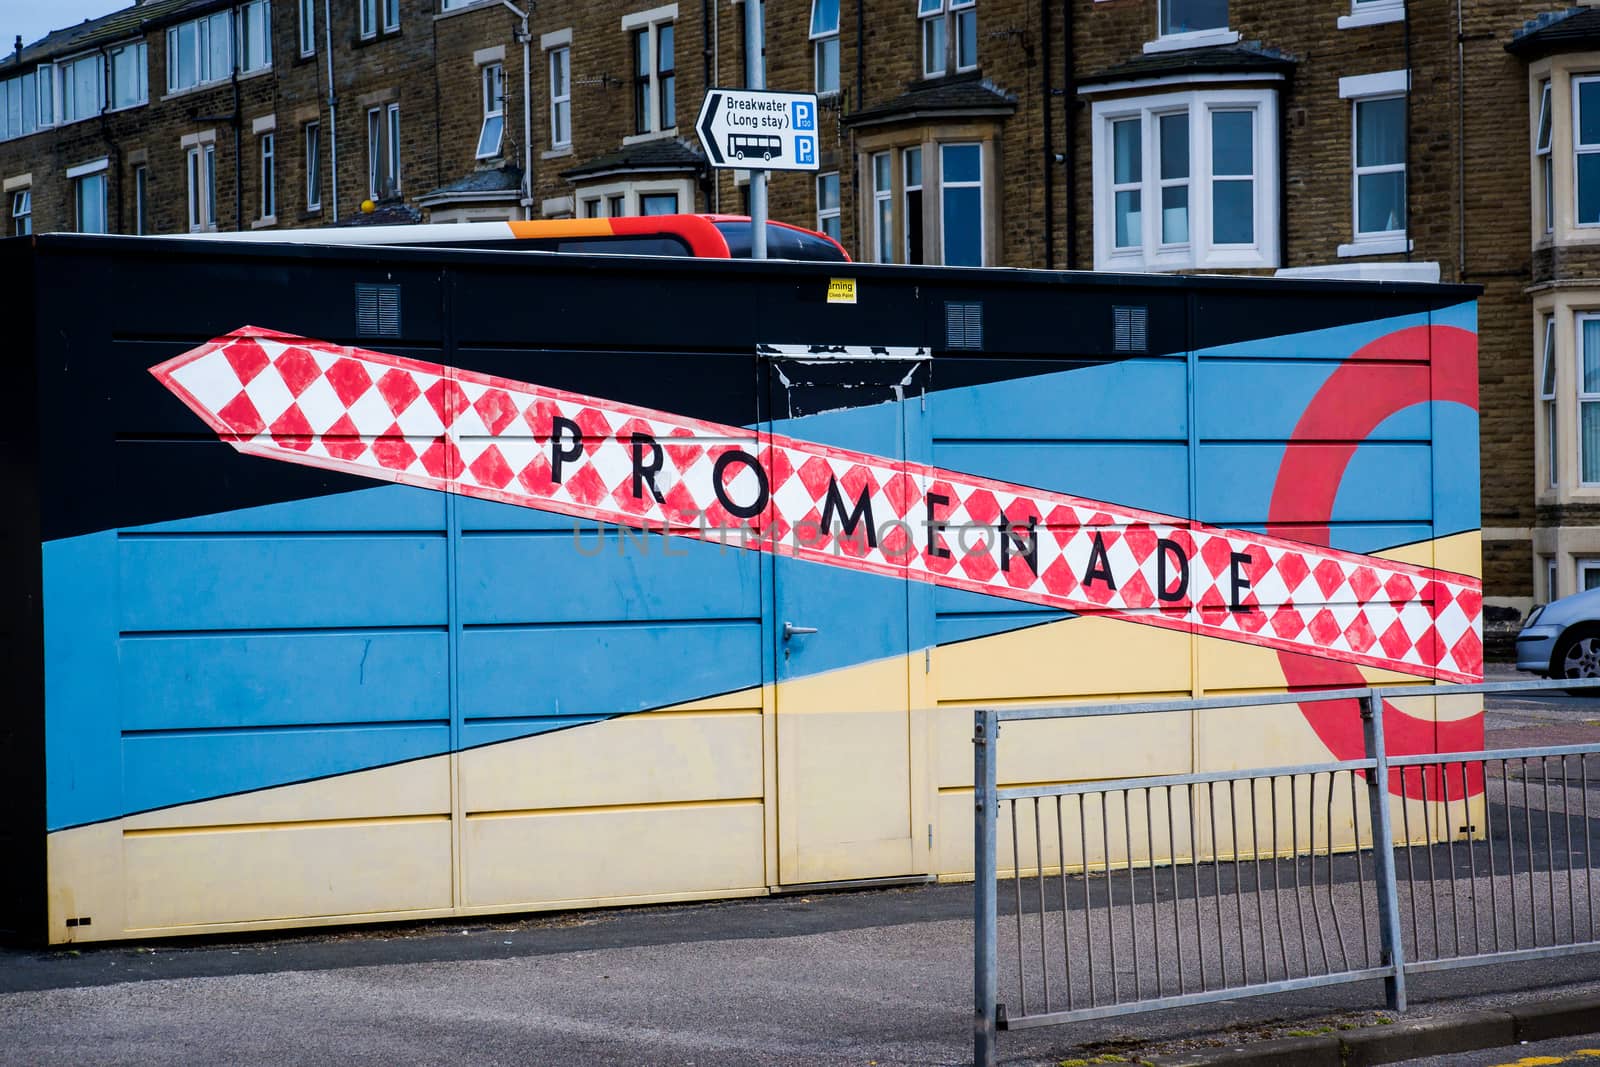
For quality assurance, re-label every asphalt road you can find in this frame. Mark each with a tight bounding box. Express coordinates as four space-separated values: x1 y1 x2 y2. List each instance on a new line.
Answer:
0 666 1596 1067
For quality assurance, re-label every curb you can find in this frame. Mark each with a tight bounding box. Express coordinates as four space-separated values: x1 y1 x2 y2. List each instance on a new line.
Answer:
1146 995 1600 1066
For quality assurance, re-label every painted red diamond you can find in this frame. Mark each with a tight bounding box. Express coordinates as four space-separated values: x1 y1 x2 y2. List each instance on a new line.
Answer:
273 347 322 397
322 414 366 462
377 368 422 416
222 339 270 385
217 391 266 436
324 357 374 407
473 388 519 437
268 403 314 452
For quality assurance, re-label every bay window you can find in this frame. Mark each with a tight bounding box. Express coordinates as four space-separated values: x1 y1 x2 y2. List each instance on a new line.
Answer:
940 143 983 266
872 151 893 263
1093 89 1278 270
1544 314 1557 489
1578 77 1600 226
1537 80 1552 235
858 138 991 266
1582 314 1600 485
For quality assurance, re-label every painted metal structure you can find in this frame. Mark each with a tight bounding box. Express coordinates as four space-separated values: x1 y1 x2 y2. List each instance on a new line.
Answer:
972 679 1600 1067
0 233 1479 944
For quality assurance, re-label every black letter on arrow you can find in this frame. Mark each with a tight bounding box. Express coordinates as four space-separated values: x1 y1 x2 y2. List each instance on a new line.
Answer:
1084 532 1117 591
631 432 665 503
1157 538 1190 603
550 416 583 484
1229 552 1254 612
712 450 769 519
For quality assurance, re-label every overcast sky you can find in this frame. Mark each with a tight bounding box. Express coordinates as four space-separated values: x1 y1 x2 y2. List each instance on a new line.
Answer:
2 0 126 50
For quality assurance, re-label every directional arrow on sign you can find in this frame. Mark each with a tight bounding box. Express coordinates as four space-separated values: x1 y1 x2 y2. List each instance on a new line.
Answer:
695 87 821 172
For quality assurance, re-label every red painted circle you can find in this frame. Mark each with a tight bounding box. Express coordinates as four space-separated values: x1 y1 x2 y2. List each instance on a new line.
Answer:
1265 325 1480 797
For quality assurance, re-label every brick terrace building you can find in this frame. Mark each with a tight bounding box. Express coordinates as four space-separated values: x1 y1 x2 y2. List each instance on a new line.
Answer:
0 0 1587 626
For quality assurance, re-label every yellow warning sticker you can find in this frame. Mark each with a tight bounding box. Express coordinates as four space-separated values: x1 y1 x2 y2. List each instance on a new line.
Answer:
826 278 857 304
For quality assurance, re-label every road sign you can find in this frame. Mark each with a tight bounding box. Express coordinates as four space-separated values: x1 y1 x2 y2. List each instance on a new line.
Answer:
696 88 820 171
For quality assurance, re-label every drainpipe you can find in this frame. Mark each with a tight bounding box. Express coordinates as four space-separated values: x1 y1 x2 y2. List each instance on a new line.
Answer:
501 1 534 220
1455 0 1465 278
1063 0 1076 268
232 67 243 231
1403 0 1412 262
1041 0 1053 269
324 0 338 221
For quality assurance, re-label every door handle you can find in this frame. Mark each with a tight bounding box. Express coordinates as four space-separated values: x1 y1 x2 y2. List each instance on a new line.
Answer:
783 622 819 641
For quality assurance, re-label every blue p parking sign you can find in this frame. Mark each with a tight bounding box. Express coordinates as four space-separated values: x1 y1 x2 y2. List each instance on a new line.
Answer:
796 137 816 165
791 100 815 131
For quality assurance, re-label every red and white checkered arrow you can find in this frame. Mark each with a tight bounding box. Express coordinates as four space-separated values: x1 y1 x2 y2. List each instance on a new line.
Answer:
152 328 1483 682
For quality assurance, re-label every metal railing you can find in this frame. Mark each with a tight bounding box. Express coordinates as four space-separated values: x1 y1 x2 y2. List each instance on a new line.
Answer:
973 679 1600 1067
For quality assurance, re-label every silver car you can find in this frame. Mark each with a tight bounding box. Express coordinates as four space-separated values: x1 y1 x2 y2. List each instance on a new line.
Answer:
1516 586 1600 681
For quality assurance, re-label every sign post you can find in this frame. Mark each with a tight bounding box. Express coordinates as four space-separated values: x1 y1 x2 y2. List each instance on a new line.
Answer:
694 77 819 261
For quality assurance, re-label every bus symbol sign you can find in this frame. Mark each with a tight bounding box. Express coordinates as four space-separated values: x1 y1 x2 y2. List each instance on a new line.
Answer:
696 88 822 172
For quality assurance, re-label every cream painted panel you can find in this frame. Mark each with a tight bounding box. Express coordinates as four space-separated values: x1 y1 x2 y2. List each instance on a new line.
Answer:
123 755 451 831
460 709 763 814
48 823 125 942
935 615 1192 704
463 801 764 906
123 818 453 929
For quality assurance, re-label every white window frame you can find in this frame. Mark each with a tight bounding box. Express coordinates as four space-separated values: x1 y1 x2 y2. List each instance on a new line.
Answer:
1543 314 1558 490
384 0 401 32
360 0 378 39
1338 70 1409 257
622 6 677 141
259 131 276 221
548 45 571 149
166 10 236 94
477 62 506 159
811 0 840 96
903 147 924 264
1549 556 1561 602
133 165 148 234
236 0 272 74
1091 88 1279 272
368 103 401 199
817 170 841 242
108 42 148 111
1576 76 1600 229
186 140 218 232
871 150 894 263
10 188 31 236
68 158 109 234
1537 79 1553 236
1338 0 1404 30
299 0 317 56
58 52 106 125
1580 311 1600 487
938 141 985 267
305 120 322 211
0 69 45 142
918 0 976 79
571 177 694 218
1582 558 1600 592
1147 0 1237 54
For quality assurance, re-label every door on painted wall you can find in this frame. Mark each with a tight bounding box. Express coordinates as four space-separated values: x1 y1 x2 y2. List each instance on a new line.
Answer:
765 351 931 885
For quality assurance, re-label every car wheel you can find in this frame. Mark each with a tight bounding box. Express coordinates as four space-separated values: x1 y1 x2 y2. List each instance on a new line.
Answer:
1551 624 1600 695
